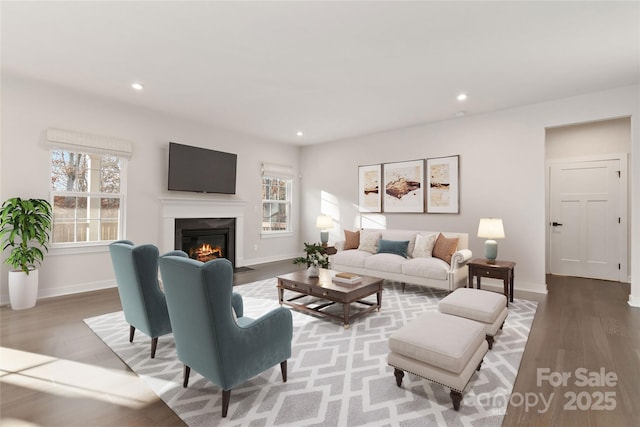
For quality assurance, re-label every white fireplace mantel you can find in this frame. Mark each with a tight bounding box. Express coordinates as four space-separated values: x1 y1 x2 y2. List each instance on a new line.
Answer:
160 197 248 266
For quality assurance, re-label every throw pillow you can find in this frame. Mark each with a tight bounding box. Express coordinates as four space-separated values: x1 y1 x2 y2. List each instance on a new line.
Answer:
344 230 360 250
432 233 459 264
358 230 381 254
412 233 438 258
377 239 410 258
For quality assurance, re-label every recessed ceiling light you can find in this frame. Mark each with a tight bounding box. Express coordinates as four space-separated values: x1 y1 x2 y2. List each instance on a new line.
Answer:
131 82 144 91
457 93 467 101
296 131 303 136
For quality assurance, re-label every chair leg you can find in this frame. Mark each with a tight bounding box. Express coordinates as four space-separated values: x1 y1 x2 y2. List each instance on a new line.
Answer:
129 325 135 343
221 389 231 417
151 337 158 358
183 365 191 388
450 390 462 411
394 368 404 387
280 360 288 382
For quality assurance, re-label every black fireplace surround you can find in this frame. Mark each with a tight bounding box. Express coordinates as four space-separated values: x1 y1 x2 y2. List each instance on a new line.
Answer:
174 218 236 267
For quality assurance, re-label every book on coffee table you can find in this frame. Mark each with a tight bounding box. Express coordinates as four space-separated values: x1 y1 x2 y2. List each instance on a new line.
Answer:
333 272 362 284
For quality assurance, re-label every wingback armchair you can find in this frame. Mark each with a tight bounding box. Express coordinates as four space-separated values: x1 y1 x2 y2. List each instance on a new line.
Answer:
109 240 185 358
158 255 293 418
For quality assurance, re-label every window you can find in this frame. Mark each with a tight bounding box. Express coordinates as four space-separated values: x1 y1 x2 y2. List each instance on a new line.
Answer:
262 175 292 233
50 150 126 245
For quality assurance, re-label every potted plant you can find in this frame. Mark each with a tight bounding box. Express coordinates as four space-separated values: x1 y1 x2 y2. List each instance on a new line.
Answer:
293 242 329 277
0 197 52 309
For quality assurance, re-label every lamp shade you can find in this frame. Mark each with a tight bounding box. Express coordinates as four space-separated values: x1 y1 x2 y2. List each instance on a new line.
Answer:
477 218 505 239
316 215 333 230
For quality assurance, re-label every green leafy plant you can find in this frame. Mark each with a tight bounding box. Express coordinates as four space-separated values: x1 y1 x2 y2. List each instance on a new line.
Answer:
0 198 53 274
293 242 329 268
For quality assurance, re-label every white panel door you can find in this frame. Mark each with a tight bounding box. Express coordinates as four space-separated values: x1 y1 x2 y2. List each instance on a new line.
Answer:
549 159 620 281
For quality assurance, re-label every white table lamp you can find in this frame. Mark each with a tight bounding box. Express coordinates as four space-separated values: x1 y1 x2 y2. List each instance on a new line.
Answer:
316 215 333 246
477 218 505 264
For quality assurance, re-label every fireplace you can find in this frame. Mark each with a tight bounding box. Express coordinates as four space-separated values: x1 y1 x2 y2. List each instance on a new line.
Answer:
175 218 236 267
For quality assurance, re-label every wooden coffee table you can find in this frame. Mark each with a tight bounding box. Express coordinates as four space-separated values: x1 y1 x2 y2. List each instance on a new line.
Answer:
277 268 383 328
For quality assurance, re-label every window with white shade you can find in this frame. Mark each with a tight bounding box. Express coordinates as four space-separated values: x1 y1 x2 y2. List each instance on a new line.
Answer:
261 163 294 235
48 128 131 246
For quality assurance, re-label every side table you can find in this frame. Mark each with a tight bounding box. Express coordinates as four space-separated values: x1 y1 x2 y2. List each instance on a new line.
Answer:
467 258 516 306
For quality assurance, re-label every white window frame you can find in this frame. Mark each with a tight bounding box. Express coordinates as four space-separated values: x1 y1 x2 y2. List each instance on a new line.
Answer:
261 163 294 238
47 128 131 249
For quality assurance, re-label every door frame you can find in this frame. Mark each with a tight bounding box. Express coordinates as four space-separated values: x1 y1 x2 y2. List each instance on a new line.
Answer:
545 153 629 282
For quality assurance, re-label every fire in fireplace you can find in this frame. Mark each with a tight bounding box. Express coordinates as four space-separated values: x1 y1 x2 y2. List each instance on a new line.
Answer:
175 218 236 267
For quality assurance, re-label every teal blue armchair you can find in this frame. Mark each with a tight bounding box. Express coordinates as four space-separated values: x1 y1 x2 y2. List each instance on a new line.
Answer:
158 255 293 418
109 240 185 358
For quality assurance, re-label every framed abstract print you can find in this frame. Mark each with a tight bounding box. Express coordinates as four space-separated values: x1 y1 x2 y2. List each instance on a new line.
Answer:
426 155 459 213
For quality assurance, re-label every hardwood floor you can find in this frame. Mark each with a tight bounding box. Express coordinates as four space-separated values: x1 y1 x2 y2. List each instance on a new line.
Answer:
1 262 638 426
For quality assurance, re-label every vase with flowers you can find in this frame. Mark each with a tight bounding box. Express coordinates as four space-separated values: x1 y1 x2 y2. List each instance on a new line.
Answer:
293 242 329 277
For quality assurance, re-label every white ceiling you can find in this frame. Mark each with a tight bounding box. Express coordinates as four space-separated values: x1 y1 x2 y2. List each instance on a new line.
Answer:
2 1 638 145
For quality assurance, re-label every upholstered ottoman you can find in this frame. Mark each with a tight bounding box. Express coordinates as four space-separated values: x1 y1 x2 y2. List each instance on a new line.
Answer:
438 288 508 349
387 311 488 411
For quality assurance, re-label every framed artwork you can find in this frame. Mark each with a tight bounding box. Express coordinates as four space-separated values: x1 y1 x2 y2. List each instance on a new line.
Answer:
382 160 425 213
358 164 382 212
426 155 459 213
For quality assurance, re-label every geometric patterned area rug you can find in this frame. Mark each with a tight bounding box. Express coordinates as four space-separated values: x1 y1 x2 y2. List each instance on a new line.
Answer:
84 279 537 427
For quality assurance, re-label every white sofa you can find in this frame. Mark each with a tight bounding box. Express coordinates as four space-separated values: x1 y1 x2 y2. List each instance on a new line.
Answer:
332 229 472 292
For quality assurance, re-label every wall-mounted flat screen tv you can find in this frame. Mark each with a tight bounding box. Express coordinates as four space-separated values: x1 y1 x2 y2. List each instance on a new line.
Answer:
168 142 237 194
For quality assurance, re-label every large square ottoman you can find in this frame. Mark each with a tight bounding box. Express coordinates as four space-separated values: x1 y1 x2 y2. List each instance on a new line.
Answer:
439 288 508 349
387 311 488 411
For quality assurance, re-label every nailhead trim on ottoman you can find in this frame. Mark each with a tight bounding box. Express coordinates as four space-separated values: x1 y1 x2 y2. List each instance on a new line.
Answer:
387 311 489 411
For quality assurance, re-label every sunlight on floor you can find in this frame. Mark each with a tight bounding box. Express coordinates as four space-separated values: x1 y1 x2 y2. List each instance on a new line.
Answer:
0 347 158 409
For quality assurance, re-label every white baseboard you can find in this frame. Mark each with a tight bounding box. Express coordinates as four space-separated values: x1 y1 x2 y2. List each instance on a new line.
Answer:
0 279 117 307
244 252 299 267
628 294 640 308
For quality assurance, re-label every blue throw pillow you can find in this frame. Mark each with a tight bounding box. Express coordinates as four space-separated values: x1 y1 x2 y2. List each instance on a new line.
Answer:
377 239 410 258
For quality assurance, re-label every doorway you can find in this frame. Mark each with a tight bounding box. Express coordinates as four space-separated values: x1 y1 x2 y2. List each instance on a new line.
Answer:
545 118 630 283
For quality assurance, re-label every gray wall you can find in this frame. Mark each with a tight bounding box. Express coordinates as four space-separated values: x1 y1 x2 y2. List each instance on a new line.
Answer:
2 73 639 304
299 86 639 296
0 74 302 301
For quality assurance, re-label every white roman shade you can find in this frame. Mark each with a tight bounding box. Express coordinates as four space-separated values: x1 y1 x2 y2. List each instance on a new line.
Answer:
261 162 294 178
47 128 134 158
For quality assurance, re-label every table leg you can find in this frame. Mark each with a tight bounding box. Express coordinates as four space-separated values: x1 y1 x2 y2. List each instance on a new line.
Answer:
510 272 515 303
343 303 351 329
377 289 382 311
477 276 481 290
468 271 473 288
503 278 509 307
278 286 284 305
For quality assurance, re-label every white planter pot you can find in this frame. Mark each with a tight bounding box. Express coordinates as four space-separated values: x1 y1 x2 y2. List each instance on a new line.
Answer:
307 266 319 278
8 269 39 310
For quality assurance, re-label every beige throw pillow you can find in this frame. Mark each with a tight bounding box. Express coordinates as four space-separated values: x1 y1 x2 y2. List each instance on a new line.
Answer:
432 233 459 264
358 230 381 254
412 233 438 258
344 230 360 250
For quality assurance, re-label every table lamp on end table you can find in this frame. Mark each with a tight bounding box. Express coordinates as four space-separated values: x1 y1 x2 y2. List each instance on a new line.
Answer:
316 215 333 247
477 218 505 264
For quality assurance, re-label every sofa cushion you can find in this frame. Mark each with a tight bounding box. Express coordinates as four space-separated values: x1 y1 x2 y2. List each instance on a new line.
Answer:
380 230 418 255
402 257 449 280
358 230 382 254
412 233 438 258
433 233 459 264
344 230 360 250
332 249 371 268
377 239 410 258
364 253 405 274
